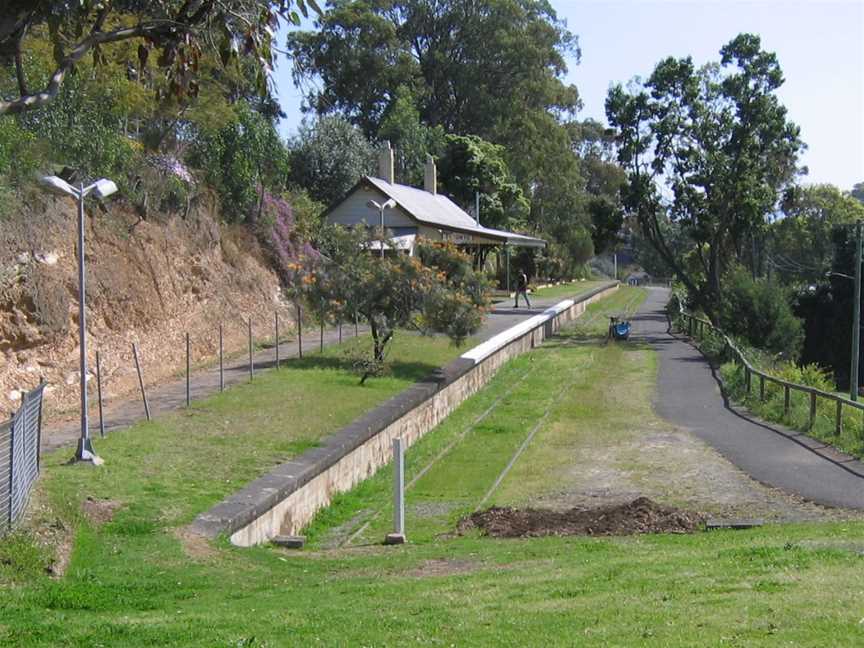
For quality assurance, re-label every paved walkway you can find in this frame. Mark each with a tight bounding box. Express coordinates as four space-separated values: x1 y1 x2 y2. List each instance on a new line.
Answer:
45 284 602 451
636 287 864 510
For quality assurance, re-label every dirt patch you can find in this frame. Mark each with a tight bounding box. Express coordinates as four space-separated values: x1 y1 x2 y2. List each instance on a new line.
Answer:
459 497 704 538
405 559 480 578
81 497 122 526
174 526 219 561
45 525 74 578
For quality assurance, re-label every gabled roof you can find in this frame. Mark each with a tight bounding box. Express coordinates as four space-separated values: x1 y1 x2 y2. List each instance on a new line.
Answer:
344 176 546 248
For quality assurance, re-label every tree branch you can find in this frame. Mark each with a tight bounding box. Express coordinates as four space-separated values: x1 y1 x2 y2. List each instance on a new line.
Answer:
0 21 193 115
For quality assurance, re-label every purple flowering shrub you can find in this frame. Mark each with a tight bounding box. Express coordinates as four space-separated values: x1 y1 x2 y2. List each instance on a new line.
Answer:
256 191 319 291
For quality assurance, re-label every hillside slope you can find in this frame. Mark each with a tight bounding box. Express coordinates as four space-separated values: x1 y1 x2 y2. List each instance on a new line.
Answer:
0 193 291 421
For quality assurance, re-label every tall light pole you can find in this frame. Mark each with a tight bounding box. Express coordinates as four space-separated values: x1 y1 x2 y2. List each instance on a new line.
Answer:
852 221 863 401
367 198 396 258
40 175 117 464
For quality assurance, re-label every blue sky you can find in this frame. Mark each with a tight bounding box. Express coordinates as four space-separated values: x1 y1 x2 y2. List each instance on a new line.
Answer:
272 0 864 190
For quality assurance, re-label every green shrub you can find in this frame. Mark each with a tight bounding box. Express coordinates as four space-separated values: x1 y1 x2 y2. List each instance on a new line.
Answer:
718 266 804 360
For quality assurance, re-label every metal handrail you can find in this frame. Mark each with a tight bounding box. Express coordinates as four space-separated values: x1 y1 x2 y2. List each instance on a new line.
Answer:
672 294 862 436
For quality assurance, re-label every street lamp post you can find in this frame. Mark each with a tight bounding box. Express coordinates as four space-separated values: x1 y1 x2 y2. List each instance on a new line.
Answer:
40 175 117 464
853 221 862 401
367 198 396 258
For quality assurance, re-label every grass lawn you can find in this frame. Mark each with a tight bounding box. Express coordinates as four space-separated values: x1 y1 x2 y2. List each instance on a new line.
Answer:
529 280 607 301
3 288 864 646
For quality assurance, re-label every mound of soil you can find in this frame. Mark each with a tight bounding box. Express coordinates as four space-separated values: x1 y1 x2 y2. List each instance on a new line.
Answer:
459 497 704 538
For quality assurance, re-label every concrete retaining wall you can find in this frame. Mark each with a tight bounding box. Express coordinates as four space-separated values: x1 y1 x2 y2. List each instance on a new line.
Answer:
192 282 618 546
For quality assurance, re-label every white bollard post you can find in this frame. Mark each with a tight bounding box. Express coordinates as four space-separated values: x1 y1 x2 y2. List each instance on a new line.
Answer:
385 437 406 545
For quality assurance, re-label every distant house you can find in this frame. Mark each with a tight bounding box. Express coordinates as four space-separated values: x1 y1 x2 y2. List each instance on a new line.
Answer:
323 142 545 257
626 271 651 286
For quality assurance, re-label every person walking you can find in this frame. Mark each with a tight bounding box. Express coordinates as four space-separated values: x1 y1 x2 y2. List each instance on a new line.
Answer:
514 270 531 308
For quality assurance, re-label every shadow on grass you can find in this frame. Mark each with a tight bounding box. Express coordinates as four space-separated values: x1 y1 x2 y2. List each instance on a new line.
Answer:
254 353 442 384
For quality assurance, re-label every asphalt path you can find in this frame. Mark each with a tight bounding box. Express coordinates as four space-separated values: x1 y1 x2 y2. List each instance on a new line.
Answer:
637 287 864 510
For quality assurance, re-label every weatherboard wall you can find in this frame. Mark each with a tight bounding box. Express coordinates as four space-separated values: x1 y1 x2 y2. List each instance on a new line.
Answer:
192 282 618 547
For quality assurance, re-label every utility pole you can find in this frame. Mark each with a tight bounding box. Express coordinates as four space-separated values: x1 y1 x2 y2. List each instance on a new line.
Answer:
852 221 862 401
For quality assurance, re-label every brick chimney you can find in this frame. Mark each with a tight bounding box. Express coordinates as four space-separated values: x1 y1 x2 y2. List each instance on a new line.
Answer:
424 154 437 195
378 141 395 184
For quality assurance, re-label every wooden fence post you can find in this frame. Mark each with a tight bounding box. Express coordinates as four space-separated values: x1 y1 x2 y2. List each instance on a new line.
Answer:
275 311 280 370
248 318 254 381
132 343 150 421
835 400 843 436
95 350 105 438
809 391 817 430
185 332 191 408
784 385 790 417
759 375 765 401
219 324 224 392
297 304 303 359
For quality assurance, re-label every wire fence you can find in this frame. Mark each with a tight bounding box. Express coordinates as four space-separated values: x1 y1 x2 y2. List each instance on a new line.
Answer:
75 303 365 434
0 383 46 536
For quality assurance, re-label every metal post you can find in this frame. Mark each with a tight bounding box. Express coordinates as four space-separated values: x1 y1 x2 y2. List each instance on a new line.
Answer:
320 309 324 353
852 221 862 401
745 366 751 394
385 437 406 545
132 343 150 421
297 304 303 359
379 206 385 259
95 350 105 438
784 385 790 417
338 319 342 344
185 333 191 408
505 244 511 294
248 318 254 381
75 185 98 462
614 253 618 280
354 312 359 338
275 311 280 370
759 375 765 401
219 324 224 392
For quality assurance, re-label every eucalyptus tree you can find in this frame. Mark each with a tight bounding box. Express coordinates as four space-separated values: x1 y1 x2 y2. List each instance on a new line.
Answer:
606 34 803 312
0 0 319 115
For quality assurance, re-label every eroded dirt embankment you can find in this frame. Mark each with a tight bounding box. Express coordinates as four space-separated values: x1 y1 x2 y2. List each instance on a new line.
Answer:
0 192 292 421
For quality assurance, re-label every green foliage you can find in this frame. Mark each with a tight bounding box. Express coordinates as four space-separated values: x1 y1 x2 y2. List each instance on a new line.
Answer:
606 33 804 313
573 119 626 254
189 102 289 221
283 188 326 242
287 0 579 138
297 226 488 381
718 266 804 359
377 86 446 187
437 134 529 230
769 184 864 285
1 1 318 115
287 115 376 206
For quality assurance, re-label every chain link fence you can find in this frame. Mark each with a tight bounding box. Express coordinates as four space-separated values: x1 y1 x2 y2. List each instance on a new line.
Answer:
0 383 46 535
